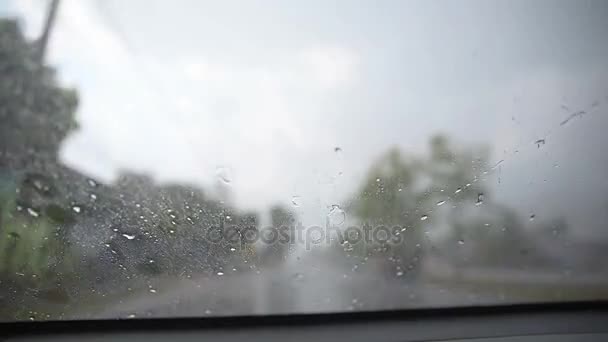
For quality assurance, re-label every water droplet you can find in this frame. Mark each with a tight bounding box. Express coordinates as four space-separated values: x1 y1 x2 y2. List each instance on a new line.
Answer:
122 233 136 240
328 204 346 226
420 215 428 221
204 309 212 315
126 313 136 319
534 139 546 148
529 214 536 221
217 271 224 276
28 316 35 321
26 207 39 217
342 241 354 252
89 193 97 201
149 288 157 293
225 215 231 221
375 178 380 182
458 239 465 245
396 271 404 277
87 179 97 187
216 166 232 184
229 247 236 252
475 193 484 206
72 206 81 213
291 196 301 207
169 229 175 234
334 147 342 153
28 176 52 194
436 200 446 206
491 159 504 170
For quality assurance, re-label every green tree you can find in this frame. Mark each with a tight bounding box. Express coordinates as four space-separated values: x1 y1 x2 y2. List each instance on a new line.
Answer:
341 134 490 277
0 19 79 287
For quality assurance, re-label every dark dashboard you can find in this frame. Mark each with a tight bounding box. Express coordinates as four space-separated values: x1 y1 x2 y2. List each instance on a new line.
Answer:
2 301 607 342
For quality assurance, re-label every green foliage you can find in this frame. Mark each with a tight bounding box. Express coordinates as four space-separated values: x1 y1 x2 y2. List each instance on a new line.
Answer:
0 19 78 162
0 177 75 288
0 19 79 295
341 134 492 272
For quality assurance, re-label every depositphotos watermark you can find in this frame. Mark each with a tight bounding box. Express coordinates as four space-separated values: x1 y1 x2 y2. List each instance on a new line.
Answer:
204 221 411 250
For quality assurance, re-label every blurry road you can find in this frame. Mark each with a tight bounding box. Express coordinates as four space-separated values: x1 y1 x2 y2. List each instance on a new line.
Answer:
88 257 486 319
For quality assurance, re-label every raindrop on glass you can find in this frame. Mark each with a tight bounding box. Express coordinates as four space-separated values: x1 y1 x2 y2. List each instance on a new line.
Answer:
291 196 301 207
475 193 484 206
342 241 354 252
534 139 546 148
122 233 136 240
216 166 232 184
26 207 39 217
328 204 346 226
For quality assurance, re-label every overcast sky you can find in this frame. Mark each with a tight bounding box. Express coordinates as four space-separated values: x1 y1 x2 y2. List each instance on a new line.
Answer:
3 0 608 237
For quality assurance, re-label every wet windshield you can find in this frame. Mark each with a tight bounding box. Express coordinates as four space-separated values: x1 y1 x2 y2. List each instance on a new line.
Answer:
1 0 608 321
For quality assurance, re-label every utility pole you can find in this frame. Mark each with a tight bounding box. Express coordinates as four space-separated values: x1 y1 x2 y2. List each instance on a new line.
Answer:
36 0 61 64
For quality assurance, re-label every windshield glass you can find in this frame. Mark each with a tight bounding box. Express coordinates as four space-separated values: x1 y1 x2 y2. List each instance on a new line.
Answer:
1 0 608 321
